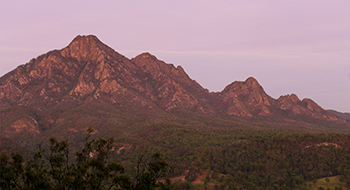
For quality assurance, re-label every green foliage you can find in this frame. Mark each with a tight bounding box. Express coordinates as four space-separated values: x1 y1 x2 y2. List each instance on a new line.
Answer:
0 128 173 190
135 125 350 189
342 165 350 188
0 152 24 189
132 153 173 190
2 121 350 189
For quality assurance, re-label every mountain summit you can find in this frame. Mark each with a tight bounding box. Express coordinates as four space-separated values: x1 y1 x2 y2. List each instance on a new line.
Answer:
0 35 347 141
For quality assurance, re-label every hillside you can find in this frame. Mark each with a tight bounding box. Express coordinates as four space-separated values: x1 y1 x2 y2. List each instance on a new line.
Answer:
328 110 350 121
0 35 349 150
1 35 349 147
1 35 350 189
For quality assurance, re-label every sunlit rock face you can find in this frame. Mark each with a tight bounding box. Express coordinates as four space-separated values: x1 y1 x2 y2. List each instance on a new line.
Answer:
0 35 345 136
211 77 274 117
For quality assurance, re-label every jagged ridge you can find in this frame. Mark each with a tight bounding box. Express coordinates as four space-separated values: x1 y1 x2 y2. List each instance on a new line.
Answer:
0 35 345 138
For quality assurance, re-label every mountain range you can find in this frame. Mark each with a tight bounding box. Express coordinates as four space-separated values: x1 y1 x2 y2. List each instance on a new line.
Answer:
0 35 349 153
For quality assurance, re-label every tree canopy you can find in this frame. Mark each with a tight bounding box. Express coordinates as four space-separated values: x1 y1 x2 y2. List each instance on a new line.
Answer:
0 127 172 190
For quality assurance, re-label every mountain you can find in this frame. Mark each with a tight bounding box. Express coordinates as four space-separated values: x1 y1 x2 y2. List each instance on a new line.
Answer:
0 36 215 115
328 110 350 121
0 35 348 152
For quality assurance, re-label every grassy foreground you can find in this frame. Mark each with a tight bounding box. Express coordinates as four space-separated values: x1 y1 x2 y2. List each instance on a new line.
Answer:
305 176 348 190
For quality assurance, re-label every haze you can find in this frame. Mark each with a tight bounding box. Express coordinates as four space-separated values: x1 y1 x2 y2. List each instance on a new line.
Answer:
0 1 349 112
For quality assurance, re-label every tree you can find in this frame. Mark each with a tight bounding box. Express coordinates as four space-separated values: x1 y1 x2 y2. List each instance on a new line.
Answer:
132 152 173 190
313 178 318 187
1 129 127 190
0 127 173 190
184 167 197 183
325 177 330 186
0 152 25 189
203 179 209 189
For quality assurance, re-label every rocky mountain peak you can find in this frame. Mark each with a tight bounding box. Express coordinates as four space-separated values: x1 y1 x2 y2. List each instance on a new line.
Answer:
66 35 104 52
213 77 273 117
132 52 192 83
70 35 100 44
244 77 260 88
278 94 301 103
60 35 120 63
136 52 155 59
290 94 300 102
221 77 265 95
130 52 213 113
0 35 346 138
276 95 343 121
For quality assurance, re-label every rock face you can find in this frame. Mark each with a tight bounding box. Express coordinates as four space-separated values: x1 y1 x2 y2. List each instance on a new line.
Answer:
212 77 274 117
328 110 350 121
0 36 215 114
276 94 340 121
0 35 345 136
131 52 214 113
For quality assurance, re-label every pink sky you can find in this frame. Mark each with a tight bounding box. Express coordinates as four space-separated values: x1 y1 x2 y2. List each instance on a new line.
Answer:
0 1 349 112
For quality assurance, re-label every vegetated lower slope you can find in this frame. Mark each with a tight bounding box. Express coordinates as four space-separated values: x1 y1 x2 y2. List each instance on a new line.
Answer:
4 122 350 189
125 125 350 189
1 35 350 189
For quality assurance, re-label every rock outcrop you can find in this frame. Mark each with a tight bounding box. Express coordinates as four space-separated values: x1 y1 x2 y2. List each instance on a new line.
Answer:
0 35 345 137
131 52 214 113
276 94 340 121
211 77 273 117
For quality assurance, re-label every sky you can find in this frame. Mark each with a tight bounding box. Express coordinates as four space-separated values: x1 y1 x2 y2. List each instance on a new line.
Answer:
0 1 349 112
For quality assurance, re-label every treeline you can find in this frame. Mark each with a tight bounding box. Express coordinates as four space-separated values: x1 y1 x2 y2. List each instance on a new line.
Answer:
116 124 350 189
209 133 350 189
2 123 350 189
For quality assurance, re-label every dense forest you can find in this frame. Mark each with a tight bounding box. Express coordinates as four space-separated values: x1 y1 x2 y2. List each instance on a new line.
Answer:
2 124 350 189
116 124 350 189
